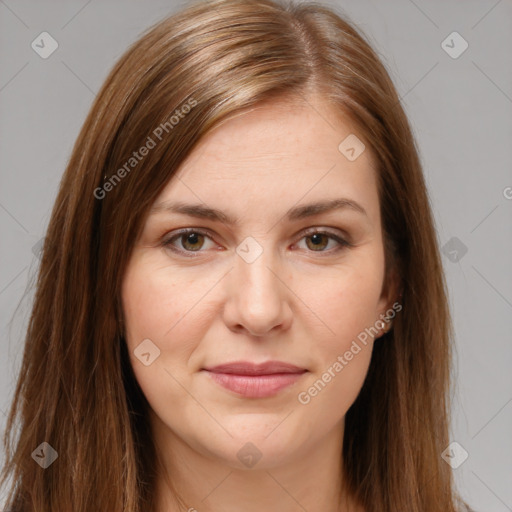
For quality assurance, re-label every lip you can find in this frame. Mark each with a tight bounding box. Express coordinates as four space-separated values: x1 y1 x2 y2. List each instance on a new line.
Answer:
202 361 307 398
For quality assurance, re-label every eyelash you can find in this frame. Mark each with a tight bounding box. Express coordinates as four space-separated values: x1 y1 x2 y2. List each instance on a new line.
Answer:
161 227 352 258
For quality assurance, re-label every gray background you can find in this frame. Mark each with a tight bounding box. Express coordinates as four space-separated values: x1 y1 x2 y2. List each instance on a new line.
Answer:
1 0 511 510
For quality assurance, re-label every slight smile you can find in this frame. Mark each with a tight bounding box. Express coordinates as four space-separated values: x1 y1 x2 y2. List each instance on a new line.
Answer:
201 361 308 398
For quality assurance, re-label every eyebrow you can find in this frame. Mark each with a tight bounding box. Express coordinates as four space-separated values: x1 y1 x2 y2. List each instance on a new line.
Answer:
150 198 367 225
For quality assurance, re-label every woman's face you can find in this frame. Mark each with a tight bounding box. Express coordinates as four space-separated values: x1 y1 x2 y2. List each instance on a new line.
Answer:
121 97 398 470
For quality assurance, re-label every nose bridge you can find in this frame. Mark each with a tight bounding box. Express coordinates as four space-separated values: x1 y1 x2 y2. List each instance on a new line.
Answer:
225 235 290 335
236 236 281 303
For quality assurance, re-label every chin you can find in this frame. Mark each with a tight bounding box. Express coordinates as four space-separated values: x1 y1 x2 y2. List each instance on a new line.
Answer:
205 427 302 470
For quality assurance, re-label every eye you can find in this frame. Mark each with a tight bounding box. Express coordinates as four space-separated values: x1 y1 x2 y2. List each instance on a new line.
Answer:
162 227 351 258
295 228 351 254
162 228 217 256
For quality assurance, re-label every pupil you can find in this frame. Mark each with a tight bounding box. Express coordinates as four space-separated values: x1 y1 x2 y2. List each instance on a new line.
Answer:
307 233 327 251
182 232 203 251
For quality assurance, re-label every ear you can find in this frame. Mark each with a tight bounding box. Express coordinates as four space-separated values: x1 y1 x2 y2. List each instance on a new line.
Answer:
376 262 402 320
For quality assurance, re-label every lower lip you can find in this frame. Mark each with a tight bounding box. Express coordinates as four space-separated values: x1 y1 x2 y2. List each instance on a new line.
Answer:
204 371 305 398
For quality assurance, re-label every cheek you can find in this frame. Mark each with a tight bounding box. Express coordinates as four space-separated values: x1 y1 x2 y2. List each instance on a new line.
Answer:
120 259 205 412
293 255 383 414
296 343 372 440
121 259 203 349
121 257 223 392
298 258 384 354
295 282 377 429
120 263 187 403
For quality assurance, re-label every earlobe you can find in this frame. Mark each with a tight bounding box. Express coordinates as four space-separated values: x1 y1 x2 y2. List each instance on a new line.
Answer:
380 318 394 336
376 265 403 338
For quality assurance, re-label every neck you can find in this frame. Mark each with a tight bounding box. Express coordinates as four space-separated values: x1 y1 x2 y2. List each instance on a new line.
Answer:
150 411 361 512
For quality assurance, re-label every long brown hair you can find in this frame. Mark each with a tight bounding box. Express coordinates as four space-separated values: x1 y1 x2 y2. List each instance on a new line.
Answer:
1 0 469 510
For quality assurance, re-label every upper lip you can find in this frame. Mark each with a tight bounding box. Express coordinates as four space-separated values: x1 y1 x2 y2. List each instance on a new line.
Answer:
203 361 307 375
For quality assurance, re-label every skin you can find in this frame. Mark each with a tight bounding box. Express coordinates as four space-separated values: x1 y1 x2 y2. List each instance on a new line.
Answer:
121 95 399 512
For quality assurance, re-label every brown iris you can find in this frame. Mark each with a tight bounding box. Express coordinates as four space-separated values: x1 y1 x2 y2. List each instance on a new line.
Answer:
181 232 205 251
305 233 329 251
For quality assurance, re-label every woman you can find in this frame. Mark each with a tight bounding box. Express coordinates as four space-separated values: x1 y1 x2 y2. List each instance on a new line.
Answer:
0 0 475 510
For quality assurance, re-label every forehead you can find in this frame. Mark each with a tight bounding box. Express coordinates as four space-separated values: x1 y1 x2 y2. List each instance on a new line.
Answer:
154 96 380 227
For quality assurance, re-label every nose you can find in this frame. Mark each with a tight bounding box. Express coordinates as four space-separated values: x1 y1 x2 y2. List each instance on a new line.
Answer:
222 244 293 337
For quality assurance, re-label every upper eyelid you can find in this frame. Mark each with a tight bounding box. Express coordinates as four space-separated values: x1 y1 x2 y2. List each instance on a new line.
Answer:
164 226 348 240
163 226 350 250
